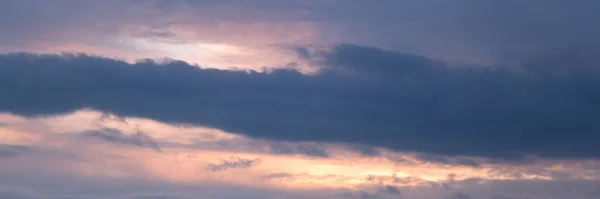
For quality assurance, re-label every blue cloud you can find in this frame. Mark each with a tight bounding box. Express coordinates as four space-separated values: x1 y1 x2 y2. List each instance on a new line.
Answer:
1 45 600 160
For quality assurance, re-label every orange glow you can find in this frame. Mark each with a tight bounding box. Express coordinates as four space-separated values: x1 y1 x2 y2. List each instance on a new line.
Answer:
1 110 599 192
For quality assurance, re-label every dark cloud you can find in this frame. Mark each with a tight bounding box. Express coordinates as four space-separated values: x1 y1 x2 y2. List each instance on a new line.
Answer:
415 154 480 167
265 141 329 157
206 156 261 171
1 45 600 160
443 179 600 199
455 159 480 168
81 128 161 152
310 0 600 65
294 47 312 60
344 144 381 157
382 186 401 195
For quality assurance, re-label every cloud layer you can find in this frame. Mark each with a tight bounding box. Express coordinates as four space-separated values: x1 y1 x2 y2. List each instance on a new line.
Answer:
1 44 600 159
1 110 600 199
3 0 600 68
3 1 600 198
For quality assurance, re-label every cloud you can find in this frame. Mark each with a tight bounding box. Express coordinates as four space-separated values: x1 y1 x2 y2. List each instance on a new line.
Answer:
491 194 528 199
262 172 353 184
80 128 162 152
3 0 600 69
344 144 381 157
415 154 480 167
445 192 472 199
0 0 320 71
207 156 261 171
151 0 600 65
382 186 401 195
1 119 600 199
1 45 600 160
0 144 31 158
310 0 600 65
263 141 329 157
354 187 402 199
0 187 104 199
0 186 267 199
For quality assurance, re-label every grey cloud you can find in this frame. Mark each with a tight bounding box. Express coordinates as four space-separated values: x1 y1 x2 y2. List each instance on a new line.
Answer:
0 144 32 158
416 154 480 167
491 195 528 199
263 172 431 188
355 187 402 199
385 156 410 164
366 175 433 187
359 191 379 199
81 128 161 152
415 154 450 165
0 188 100 199
0 174 343 199
0 188 196 199
441 179 600 199
345 144 381 157
486 163 598 181
1 44 600 160
125 193 194 199
2 168 600 199
3 0 600 66
455 159 480 168
127 27 186 45
316 0 600 65
207 156 261 171
265 141 329 157
383 186 401 195
158 0 600 64
294 47 312 60
592 186 600 196
445 192 472 199
0 0 137 46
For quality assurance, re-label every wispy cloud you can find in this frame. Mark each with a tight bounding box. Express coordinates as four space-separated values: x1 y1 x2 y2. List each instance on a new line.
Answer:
207 156 261 172
81 128 162 152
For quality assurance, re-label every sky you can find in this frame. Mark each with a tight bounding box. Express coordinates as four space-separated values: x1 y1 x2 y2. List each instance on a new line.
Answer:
1 0 600 199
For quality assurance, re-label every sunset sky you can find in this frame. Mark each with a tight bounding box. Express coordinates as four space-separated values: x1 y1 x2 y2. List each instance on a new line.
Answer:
1 1 600 199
